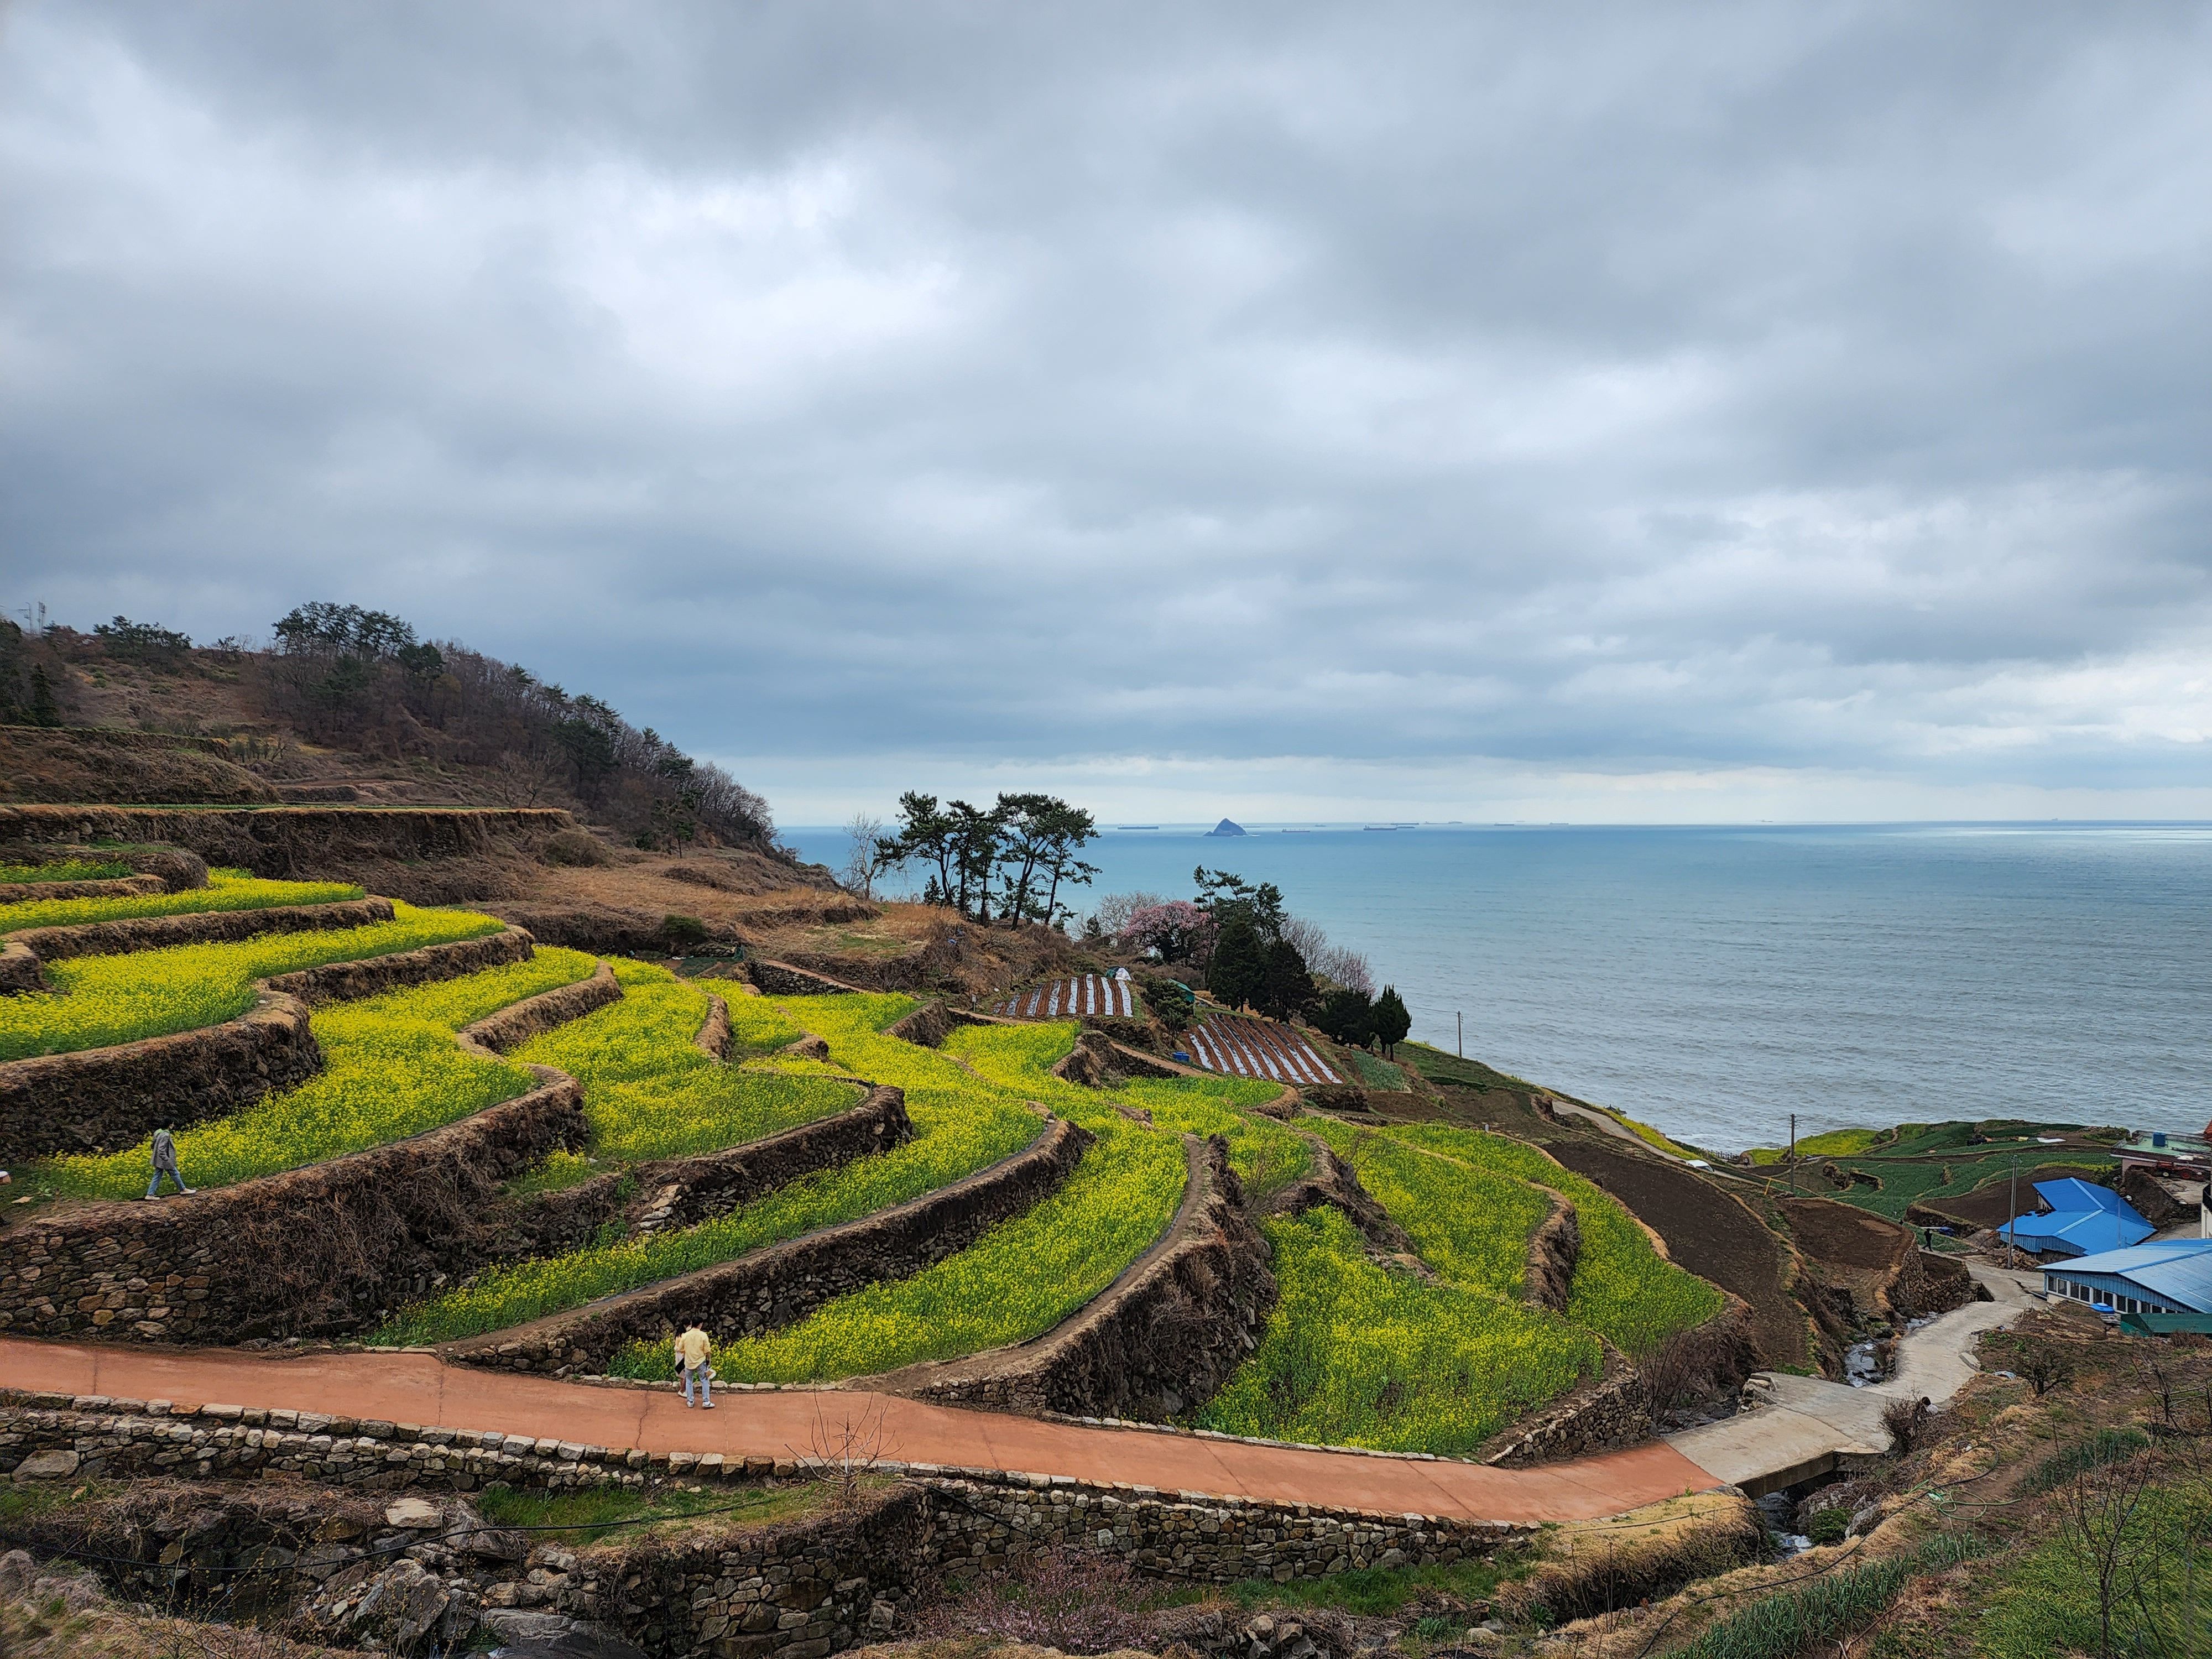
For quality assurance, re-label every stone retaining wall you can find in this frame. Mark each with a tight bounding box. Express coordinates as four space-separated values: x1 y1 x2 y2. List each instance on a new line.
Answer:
0 1078 588 1342
452 1117 1092 1376
0 806 575 880
460 962 622 1054
265 927 534 1006
696 994 733 1060
894 1136 1278 1422
0 988 324 1159
0 874 166 902
497 1087 914 1259
746 959 868 997
1265 1141 1411 1253
6 896 395 962
0 942 39 995
0 1393 1530 1595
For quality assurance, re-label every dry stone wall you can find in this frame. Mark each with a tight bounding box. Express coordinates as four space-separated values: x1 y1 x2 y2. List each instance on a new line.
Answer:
0 805 573 880
0 989 322 1159
897 1136 1278 1422
453 1116 1092 1376
0 1393 1532 1606
0 925 538 1159
0 1078 587 1342
264 927 534 1006
461 962 622 1054
497 1087 914 1259
6 896 394 963
745 959 869 997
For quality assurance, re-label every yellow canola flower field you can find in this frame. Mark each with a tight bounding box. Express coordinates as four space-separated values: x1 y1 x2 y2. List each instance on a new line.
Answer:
512 959 860 1166
615 1013 1228 1383
1198 1204 1599 1455
39 948 598 1198
0 902 508 1061
0 868 361 933
379 991 1043 1346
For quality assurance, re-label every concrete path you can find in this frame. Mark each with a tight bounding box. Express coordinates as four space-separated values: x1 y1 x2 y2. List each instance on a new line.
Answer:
0 1338 1720 1526
1665 1260 2039 1495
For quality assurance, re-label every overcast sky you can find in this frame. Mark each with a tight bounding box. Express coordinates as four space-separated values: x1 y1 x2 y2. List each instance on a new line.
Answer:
3 2 2208 825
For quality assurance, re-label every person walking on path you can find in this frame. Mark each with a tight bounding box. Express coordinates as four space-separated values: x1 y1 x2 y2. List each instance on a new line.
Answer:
144 1124 194 1199
675 1324 715 1408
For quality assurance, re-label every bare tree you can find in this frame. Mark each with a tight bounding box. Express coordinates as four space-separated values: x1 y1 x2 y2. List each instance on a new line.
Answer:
841 812 890 899
789 1394 899 1511
2057 1452 2163 1656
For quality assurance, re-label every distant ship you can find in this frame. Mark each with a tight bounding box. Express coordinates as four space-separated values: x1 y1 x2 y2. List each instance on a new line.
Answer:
1363 825 1398 831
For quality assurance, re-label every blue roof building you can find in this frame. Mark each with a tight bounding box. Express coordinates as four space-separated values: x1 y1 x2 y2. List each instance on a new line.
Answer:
2046 1239 2212 1317
2002 1178 2153 1258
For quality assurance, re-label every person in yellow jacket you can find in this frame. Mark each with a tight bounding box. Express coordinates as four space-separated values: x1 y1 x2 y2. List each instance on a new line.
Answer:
674 1324 715 1408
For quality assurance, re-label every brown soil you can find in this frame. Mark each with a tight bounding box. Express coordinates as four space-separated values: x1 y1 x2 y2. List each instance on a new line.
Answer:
1548 1139 1813 1371
1907 1162 2113 1230
0 726 276 805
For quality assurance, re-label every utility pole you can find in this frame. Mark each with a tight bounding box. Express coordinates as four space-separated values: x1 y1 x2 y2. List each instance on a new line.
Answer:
1788 1113 1797 1196
2008 1155 2019 1270
1457 1011 1463 1058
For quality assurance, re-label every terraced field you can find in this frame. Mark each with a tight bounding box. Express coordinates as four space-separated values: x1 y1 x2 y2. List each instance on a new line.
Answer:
0 868 361 933
994 974 1141 1019
0 902 505 1059
1184 1011 1339 1084
1 857 1732 1463
1195 1118 1725 1455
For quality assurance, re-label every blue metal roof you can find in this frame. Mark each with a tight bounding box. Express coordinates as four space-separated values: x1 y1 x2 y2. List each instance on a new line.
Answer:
2045 1240 2212 1313
2004 1178 2153 1258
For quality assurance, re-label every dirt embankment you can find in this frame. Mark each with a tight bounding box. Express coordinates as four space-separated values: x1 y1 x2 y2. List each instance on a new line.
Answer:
1780 1196 1980 1323
0 727 278 805
1546 1139 1814 1371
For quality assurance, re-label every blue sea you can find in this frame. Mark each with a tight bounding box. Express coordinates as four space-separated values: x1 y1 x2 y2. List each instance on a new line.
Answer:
780 822 2212 1153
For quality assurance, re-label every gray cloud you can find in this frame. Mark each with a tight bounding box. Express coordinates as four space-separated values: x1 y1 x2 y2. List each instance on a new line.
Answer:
3 1 2208 817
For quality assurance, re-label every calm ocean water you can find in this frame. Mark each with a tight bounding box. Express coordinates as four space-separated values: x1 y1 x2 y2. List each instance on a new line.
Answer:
781 822 2212 1152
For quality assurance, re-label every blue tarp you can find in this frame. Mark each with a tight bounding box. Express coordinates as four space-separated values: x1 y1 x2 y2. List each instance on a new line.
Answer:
2005 1177 2153 1258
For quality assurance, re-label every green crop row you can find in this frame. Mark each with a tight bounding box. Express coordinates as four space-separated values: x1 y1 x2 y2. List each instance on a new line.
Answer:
39 948 600 1198
0 868 362 934
1364 1119 1724 1354
1118 1075 1309 1199
1195 1205 1599 1455
0 859 134 884
0 902 509 1061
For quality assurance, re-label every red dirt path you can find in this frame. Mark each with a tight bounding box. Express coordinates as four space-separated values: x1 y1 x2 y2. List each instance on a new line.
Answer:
0 1339 1719 1525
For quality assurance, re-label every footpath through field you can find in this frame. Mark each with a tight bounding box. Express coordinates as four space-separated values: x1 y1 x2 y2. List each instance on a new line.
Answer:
1 1338 1719 1525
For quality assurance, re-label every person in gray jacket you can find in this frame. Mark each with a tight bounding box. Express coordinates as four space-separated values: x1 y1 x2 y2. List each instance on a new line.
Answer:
144 1123 194 1199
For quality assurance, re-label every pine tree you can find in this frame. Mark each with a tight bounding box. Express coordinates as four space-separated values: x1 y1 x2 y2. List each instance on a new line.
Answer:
1207 915 1268 1011
1372 985 1411 1056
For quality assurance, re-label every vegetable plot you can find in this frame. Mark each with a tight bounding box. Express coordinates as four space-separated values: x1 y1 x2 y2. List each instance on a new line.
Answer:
1185 1013 1339 1085
994 974 1140 1019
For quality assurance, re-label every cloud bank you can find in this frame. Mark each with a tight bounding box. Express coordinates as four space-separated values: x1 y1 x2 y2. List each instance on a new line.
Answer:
3 1 2208 821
